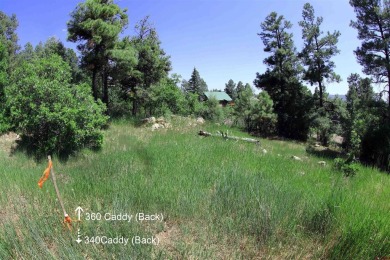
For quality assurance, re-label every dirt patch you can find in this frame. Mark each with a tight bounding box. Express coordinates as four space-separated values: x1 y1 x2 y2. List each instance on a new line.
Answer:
155 222 180 248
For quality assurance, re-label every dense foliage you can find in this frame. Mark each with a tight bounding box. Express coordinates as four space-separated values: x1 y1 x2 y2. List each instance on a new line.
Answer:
6 54 108 157
0 11 18 133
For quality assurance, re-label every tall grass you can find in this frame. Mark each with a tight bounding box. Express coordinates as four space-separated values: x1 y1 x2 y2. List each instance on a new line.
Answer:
0 117 389 259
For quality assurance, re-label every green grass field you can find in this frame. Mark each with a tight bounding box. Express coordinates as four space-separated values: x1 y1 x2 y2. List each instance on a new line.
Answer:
0 117 389 259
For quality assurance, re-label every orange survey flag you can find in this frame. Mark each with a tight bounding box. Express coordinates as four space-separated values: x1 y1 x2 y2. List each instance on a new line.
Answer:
38 160 52 188
64 214 72 230
64 214 72 224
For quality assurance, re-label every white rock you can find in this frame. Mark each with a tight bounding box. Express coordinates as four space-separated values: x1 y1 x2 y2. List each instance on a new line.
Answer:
156 116 165 123
318 161 326 166
151 123 161 131
262 148 267 154
291 155 303 161
196 117 205 124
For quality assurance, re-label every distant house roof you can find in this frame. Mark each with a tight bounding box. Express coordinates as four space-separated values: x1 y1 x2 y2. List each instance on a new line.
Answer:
204 91 232 102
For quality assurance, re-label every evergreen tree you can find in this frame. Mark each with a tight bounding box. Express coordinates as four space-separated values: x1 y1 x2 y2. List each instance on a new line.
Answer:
350 0 390 117
255 12 312 140
181 79 190 93
130 16 171 116
224 79 237 100
0 11 19 73
234 86 255 131
343 73 378 158
67 0 128 103
0 11 19 132
299 3 341 108
243 83 253 93
236 81 245 94
234 89 277 135
186 67 208 98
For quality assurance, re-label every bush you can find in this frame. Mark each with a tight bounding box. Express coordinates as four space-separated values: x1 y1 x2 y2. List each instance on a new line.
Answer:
0 110 10 134
6 54 108 157
333 158 359 177
234 90 277 135
146 79 188 117
185 93 205 117
201 97 224 122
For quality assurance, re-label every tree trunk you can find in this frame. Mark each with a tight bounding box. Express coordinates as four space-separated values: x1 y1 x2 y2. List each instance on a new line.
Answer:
132 97 138 116
387 71 390 121
102 68 109 106
92 68 98 101
319 81 323 108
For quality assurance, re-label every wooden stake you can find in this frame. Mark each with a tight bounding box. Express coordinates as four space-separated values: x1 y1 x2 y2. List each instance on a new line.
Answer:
48 155 71 229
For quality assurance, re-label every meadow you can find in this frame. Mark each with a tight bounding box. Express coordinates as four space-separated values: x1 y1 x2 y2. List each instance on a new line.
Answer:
0 117 389 259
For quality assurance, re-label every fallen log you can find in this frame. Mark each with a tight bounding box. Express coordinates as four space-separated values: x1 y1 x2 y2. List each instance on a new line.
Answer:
198 130 260 145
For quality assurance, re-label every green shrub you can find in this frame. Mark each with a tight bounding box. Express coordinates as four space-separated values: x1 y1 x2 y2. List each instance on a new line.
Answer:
6 54 108 157
185 92 205 117
333 158 359 177
234 90 277 135
201 97 224 122
146 79 188 117
0 111 10 134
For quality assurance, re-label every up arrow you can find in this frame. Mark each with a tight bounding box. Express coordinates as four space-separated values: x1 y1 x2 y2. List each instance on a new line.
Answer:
76 238 82 244
75 206 84 221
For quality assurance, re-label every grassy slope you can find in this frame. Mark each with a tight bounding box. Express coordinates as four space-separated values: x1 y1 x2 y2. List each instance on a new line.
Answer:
0 117 389 259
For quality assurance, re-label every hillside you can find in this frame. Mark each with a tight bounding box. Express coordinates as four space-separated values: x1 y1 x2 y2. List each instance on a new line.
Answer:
0 118 389 259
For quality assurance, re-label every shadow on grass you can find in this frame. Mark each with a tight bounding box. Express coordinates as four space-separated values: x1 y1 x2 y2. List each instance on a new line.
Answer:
108 116 145 128
306 145 343 160
10 137 102 163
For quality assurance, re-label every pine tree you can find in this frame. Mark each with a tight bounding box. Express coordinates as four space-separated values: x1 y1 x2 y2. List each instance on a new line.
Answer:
130 16 171 116
299 3 341 108
255 11 312 140
236 81 245 94
186 68 208 97
224 79 237 100
0 12 19 132
350 0 390 117
67 0 128 103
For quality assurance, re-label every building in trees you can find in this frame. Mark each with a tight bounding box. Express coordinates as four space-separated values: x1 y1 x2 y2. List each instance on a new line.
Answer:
203 91 233 107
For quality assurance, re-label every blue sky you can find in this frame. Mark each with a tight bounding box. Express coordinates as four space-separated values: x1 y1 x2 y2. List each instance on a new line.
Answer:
1 0 372 94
